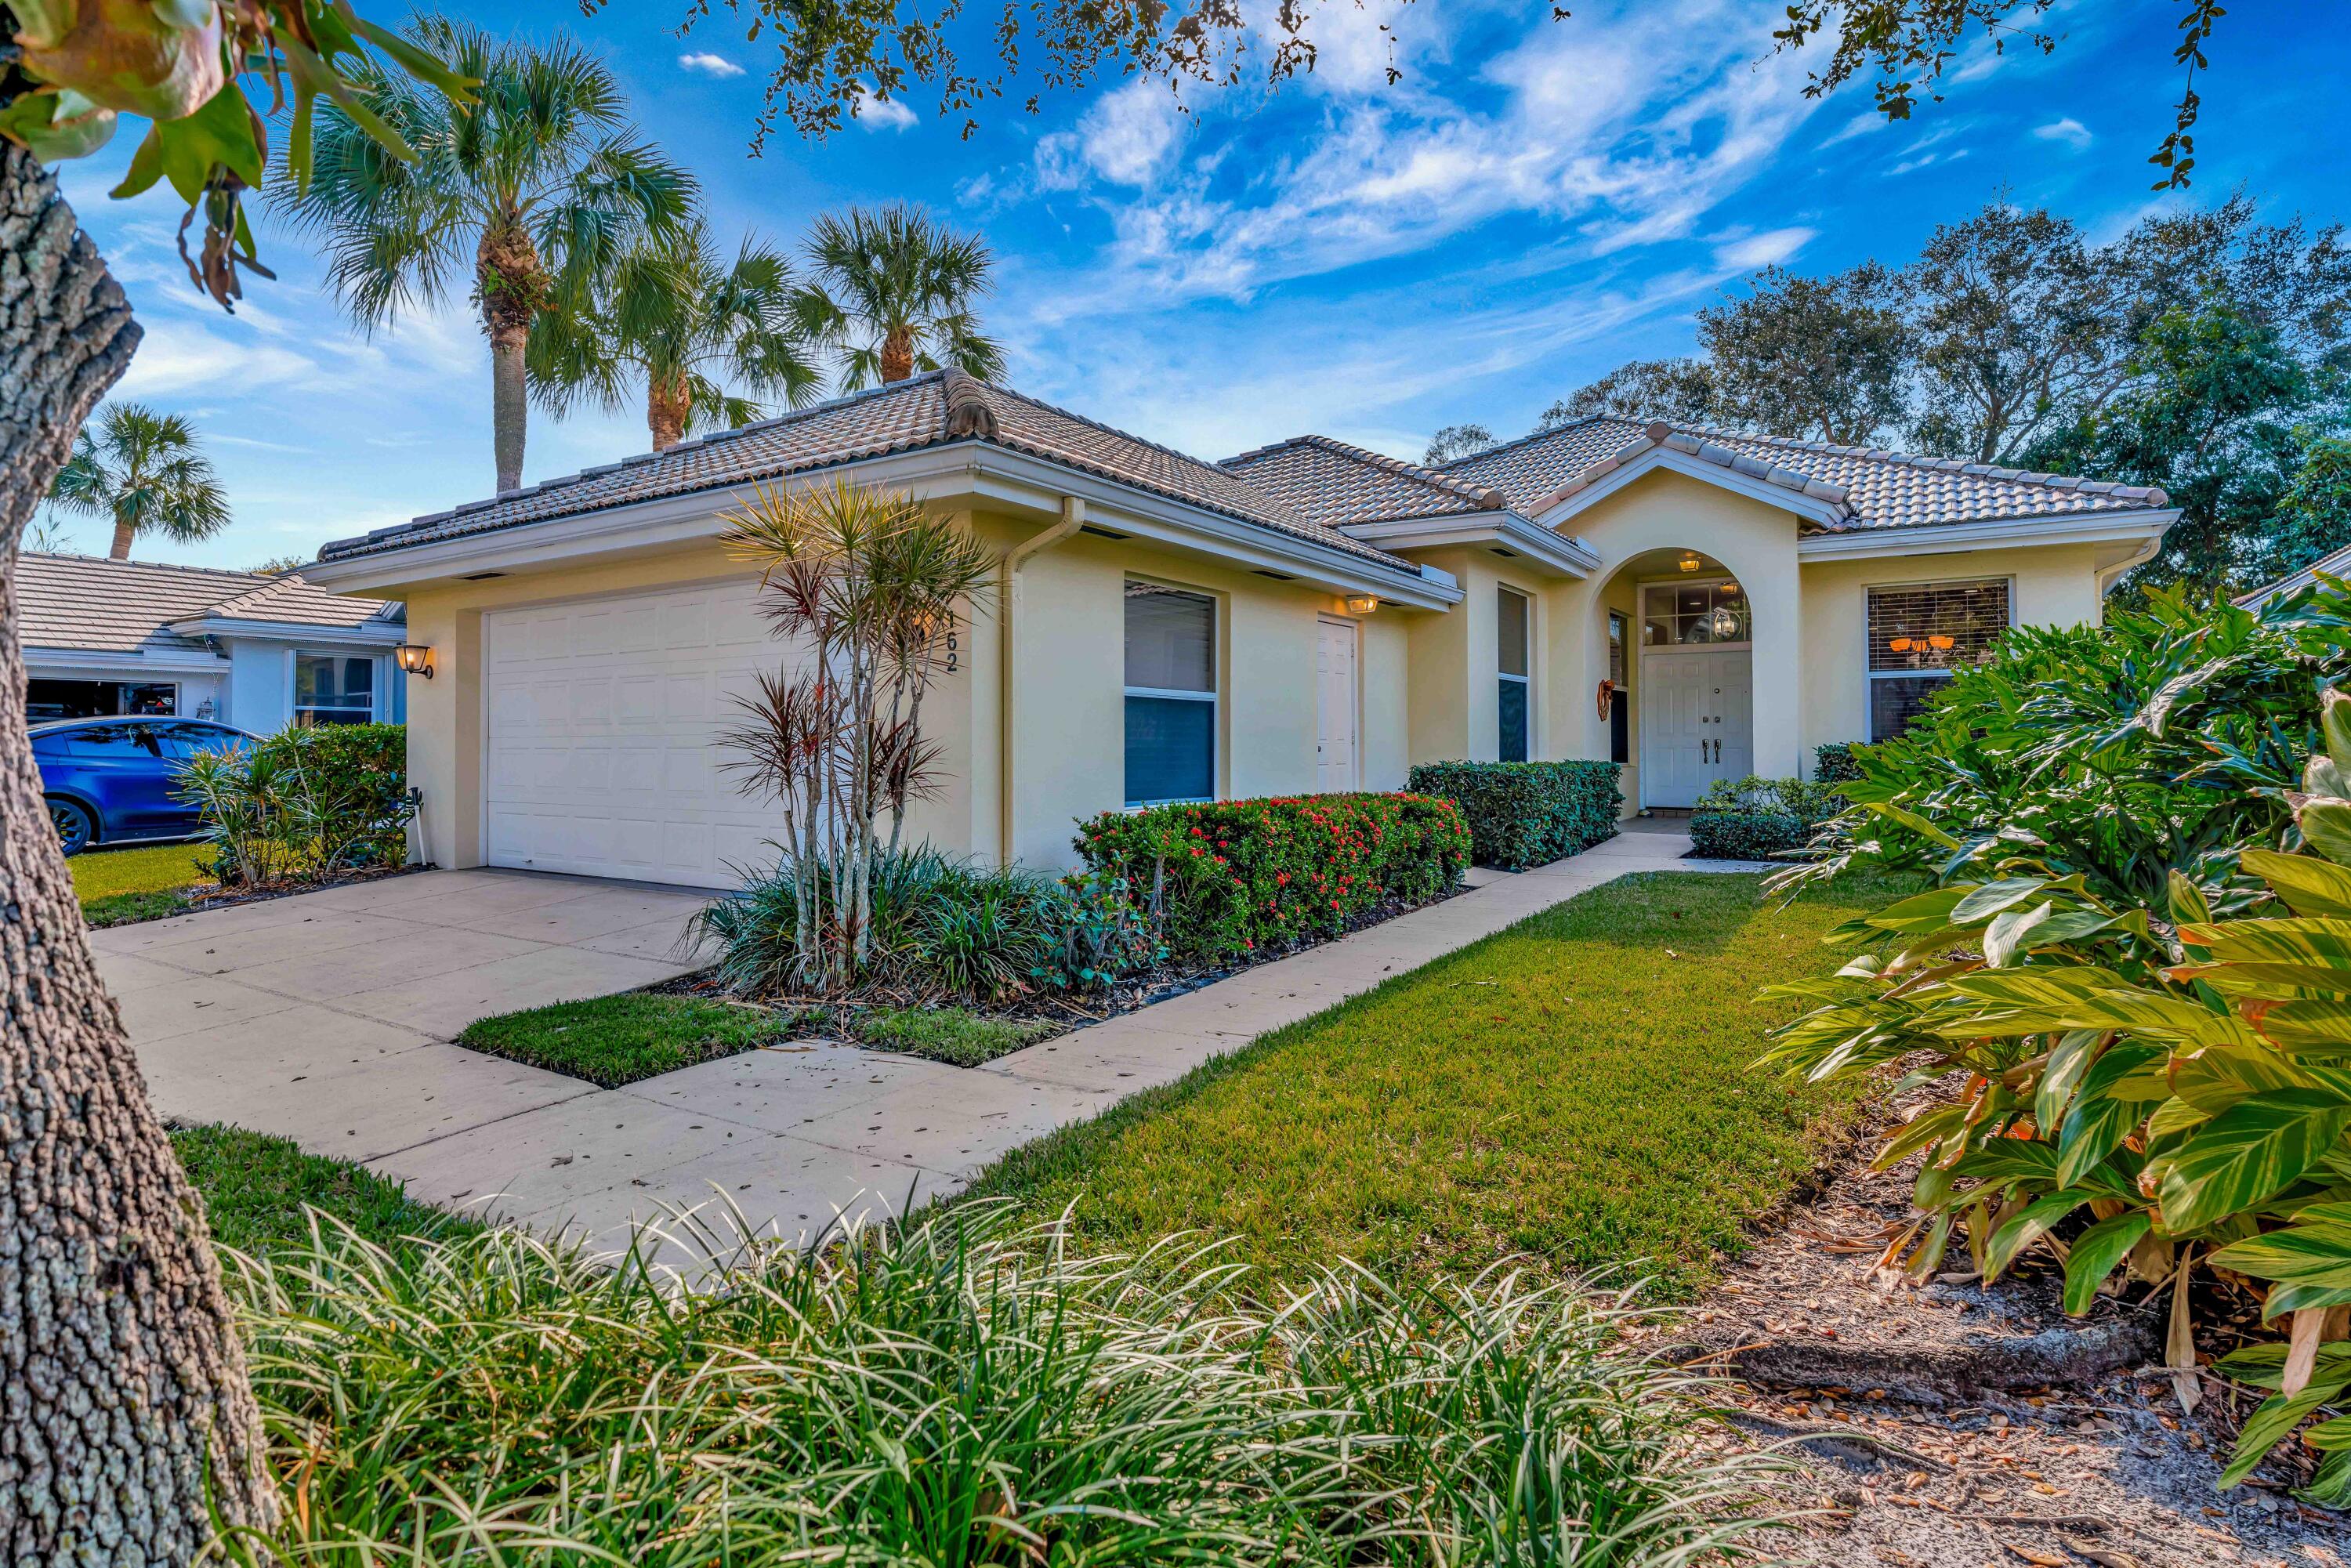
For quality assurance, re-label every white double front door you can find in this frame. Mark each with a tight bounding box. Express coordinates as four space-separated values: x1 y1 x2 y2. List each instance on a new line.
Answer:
1640 648 1752 808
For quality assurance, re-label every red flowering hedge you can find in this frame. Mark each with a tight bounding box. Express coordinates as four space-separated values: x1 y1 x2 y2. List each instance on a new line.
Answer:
1073 792 1472 966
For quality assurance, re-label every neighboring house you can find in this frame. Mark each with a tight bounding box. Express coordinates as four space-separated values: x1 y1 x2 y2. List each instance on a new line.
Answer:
19 553 408 732
302 371 2175 889
2237 541 2351 608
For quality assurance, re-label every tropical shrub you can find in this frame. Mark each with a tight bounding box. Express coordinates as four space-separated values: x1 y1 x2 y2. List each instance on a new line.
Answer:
1792 585 2351 910
695 846 1163 1004
1075 793 1471 965
714 480 997 994
226 1204 1777 1564
1755 580 2351 1502
176 722 413 887
1406 760 1621 870
1812 741 1863 783
1688 775 1845 860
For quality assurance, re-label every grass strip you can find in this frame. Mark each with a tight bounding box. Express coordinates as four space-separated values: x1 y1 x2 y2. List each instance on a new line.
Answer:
457 993 796 1087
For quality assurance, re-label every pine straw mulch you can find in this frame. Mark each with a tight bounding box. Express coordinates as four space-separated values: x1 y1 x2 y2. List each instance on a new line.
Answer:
1654 1081 2351 1568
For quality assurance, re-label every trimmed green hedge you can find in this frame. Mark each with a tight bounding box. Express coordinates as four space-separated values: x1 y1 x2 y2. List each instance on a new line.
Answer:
1688 775 1844 861
1812 742 1864 783
1074 793 1471 965
1404 760 1622 870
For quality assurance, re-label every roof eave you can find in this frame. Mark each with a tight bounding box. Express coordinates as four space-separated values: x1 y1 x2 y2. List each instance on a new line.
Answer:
1339 512 1599 578
166 613 409 643
306 440 1465 610
1795 507 2179 561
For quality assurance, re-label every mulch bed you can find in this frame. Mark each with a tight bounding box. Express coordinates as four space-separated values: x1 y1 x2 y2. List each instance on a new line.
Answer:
647 880 1476 1042
1663 1080 2349 1568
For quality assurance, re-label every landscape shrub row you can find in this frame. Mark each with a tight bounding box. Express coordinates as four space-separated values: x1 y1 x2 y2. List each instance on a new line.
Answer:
1687 774 1846 860
177 722 413 888
1405 759 1621 869
1759 581 2351 1503
226 1204 1775 1564
694 848 1162 1005
1076 792 1470 965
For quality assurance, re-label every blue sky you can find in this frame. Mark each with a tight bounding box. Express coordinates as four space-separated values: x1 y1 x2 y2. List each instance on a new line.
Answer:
39 0 2349 570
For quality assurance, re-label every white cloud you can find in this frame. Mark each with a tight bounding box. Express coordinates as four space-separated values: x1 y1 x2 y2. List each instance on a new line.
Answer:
1712 226 1815 271
678 53 744 78
1818 111 1889 148
1041 0 1824 306
853 84 917 131
2033 116 2093 150
1036 78 1188 190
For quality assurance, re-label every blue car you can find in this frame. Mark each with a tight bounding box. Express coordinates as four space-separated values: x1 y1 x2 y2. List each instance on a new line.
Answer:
32 717 257 856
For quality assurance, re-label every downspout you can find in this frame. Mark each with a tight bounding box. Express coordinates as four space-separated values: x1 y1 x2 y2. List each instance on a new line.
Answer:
997 494 1085 864
2097 531 2163 597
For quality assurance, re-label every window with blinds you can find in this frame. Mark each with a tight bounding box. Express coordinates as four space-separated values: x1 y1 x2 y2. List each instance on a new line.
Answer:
1865 578 2010 740
1497 586 1531 762
1125 581 1216 805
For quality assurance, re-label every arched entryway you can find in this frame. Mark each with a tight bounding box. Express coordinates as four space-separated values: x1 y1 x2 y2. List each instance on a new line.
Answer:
1603 549 1755 809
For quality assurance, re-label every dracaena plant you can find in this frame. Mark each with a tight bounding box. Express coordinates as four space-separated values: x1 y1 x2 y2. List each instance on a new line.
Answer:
1760 610 2351 1503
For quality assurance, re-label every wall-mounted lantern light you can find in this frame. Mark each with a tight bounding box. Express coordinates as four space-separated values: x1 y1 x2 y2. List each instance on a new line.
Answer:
395 643 436 679
1344 594 1379 615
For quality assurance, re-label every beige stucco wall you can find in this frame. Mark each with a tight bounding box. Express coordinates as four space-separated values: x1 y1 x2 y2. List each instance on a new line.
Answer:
381 464 2128 881
995 518 1401 867
1795 542 2106 758
393 509 1415 879
1399 545 1559 767
1549 469 1808 781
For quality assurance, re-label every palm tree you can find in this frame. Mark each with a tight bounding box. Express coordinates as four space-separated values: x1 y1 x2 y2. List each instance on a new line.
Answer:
799 204 1005 389
279 16 694 492
46 404 232 559
530 218 823 451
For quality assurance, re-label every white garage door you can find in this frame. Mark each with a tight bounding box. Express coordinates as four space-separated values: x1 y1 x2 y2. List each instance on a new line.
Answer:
483 579 791 887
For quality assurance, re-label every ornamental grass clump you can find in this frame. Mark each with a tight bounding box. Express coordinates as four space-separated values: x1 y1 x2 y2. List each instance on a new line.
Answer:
219 1204 1780 1565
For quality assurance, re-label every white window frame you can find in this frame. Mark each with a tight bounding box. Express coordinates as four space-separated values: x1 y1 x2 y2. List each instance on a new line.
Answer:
1864 575 2016 741
1122 579 1219 808
1497 584 1532 760
290 648 382 728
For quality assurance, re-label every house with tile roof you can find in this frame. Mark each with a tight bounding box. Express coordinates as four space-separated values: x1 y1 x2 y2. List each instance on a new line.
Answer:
20 553 407 732
2237 541 2351 608
301 371 2174 885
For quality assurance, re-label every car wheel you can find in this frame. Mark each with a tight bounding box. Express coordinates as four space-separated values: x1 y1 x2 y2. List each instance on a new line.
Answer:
48 797 94 856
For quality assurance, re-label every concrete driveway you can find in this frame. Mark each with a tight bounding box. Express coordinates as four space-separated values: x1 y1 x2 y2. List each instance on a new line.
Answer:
94 868 712 1162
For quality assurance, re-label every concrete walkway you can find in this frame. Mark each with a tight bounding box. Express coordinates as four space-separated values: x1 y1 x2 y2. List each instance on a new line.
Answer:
109 832 1768 1255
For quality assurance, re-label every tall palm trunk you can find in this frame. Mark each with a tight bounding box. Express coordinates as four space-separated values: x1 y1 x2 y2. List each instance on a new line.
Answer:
0 140 277 1564
879 327 915 384
108 507 136 558
477 223 543 493
648 371 691 451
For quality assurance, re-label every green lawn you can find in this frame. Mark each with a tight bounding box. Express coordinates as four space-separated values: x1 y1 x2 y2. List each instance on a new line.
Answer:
457 993 803 1087
955 869 1915 1297
172 1124 476 1257
72 841 212 926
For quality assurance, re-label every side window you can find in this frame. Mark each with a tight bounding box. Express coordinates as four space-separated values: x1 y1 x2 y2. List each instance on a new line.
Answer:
152 723 243 759
69 724 161 759
1866 578 2012 741
1497 586 1531 763
1124 582 1216 806
295 653 377 726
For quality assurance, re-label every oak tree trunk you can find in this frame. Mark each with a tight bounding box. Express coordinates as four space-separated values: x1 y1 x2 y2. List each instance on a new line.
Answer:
0 141 277 1563
107 510 133 559
879 328 915 385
